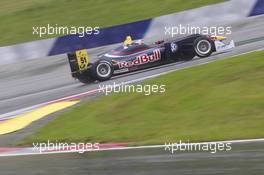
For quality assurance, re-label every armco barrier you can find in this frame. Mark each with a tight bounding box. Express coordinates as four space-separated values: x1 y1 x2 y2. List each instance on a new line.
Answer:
0 38 55 65
249 0 264 16
48 19 151 56
0 0 263 65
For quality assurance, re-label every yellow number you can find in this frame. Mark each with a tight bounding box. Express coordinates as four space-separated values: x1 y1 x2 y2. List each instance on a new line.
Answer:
75 49 89 71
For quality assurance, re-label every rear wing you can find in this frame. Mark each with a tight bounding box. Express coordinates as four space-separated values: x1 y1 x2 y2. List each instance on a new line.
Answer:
67 49 90 77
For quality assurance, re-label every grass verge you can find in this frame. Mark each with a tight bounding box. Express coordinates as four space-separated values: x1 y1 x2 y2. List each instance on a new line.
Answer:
19 50 264 146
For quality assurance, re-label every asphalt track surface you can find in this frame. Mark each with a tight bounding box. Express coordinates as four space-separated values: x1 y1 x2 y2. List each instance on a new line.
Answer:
0 141 264 175
0 40 263 115
0 42 263 175
0 15 263 175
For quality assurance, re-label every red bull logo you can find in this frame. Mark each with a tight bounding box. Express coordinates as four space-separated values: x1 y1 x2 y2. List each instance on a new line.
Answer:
118 49 161 68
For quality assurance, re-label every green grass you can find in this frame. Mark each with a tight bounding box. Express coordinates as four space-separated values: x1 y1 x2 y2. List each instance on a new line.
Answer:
0 0 225 46
19 50 264 146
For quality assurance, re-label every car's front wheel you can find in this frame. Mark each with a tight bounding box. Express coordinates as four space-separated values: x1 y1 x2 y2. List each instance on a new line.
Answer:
92 60 113 81
194 37 213 58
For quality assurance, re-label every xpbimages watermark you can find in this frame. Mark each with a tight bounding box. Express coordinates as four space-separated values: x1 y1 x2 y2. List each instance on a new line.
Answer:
32 24 100 37
98 82 166 96
164 140 232 154
165 24 232 37
32 141 100 154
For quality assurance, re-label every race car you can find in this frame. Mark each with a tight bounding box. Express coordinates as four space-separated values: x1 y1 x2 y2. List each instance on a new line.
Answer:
67 34 234 83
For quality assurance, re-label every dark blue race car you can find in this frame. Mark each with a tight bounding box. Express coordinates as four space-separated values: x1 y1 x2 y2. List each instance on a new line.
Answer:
67 34 234 83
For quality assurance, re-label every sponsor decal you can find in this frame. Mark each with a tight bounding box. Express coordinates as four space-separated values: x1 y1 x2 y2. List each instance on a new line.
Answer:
170 42 178 52
118 49 161 68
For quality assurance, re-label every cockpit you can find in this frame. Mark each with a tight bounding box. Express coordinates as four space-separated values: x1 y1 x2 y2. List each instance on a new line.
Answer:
103 36 151 58
110 43 149 56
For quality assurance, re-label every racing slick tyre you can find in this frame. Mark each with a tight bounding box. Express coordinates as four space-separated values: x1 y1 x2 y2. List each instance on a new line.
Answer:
92 60 114 81
76 71 96 84
194 37 213 58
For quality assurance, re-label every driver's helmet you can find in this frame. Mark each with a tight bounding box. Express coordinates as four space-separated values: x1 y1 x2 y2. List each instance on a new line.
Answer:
124 36 133 46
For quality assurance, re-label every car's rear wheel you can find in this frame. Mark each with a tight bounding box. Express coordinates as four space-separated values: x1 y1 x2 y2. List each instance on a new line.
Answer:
194 37 213 57
92 60 113 81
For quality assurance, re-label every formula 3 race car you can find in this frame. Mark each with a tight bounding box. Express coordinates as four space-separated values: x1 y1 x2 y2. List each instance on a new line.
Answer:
67 34 234 83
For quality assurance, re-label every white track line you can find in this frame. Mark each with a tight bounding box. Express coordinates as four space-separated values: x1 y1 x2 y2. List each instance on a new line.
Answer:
1 138 264 157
